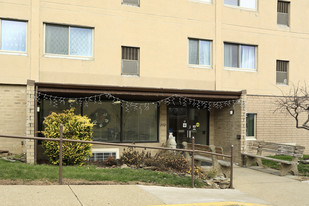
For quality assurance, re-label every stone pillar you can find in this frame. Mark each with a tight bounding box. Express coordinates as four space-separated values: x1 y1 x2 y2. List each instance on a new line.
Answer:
159 103 167 145
213 91 247 164
240 90 247 154
26 80 36 164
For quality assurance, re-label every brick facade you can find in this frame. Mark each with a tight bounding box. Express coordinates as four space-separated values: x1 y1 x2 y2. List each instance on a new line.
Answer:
246 95 309 154
0 85 27 154
26 81 36 164
211 92 246 163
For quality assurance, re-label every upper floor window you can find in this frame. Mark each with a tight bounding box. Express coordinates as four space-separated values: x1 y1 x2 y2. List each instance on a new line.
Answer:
122 46 139 76
0 19 26 52
224 0 257 10
45 24 93 57
224 43 256 70
189 38 211 67
277 1 289 26
122 0 140 7
276 60 289 85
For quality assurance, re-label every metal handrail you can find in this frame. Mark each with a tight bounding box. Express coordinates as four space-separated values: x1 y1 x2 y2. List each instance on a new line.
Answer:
0 128 234 188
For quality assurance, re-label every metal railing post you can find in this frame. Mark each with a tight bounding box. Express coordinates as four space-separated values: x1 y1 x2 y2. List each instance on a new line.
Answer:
229 144 234 189
59 124 63 185
191 136 195 188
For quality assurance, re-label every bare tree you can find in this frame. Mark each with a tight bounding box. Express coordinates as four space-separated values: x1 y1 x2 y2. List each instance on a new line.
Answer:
276 83 309 130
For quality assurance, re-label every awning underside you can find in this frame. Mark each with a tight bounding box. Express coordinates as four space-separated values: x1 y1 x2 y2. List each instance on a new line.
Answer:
36 82 242 101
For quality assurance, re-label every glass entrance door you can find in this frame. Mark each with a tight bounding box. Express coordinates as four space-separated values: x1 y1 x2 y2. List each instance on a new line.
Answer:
168 107 209 147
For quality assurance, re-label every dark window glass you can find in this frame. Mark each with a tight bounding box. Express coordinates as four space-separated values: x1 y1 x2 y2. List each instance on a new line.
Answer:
83 102 121 142
122 103 158 142
246 113 256 137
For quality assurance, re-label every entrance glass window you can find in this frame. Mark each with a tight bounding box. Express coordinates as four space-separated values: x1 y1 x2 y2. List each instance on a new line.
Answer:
168 107 209 146
122 103 158 142
83 102 121 142
39 98 158 143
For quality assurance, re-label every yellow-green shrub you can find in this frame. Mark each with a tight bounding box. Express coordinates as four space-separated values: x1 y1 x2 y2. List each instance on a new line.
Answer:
42 108 94 165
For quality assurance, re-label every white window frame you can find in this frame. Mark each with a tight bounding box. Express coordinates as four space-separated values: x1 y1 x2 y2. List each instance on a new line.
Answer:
246 113 257 140
188 38 212 69
189 0 212 4
43 23 94 60
224 42 257 72
0 19 27 55
224 0 257 11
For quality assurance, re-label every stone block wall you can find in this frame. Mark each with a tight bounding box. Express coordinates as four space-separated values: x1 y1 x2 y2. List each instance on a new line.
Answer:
26 81 36 164
0 85 27 154
246 95 309 154
212 92 246 164
213 103 242 163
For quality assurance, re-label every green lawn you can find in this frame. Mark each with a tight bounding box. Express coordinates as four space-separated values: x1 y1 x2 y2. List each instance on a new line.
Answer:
0 159 206 187
261 155 309 176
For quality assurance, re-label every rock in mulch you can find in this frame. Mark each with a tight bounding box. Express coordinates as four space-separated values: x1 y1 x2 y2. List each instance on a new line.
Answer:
300 159 309 164
120 164 129 169
1 157 16 162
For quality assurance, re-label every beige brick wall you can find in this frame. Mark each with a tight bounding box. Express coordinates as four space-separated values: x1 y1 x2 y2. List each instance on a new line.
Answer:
26 81 36 164
0 85 27 154
213 102 243 163
247 95 309 154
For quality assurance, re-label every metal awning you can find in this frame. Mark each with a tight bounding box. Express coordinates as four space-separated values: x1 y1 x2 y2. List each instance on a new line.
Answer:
36 82 243 101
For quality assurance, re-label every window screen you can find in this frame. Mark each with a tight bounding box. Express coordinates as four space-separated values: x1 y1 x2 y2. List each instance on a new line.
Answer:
1 20 27 52
45 24 93 57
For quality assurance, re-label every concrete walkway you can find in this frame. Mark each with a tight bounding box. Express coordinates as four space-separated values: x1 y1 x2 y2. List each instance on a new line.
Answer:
233 166 309 206
0 166 309 206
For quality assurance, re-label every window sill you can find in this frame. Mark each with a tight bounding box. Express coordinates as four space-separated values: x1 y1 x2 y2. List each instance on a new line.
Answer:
44 54 94 61
188 64 212 69
277 24 290 31
122 3 140 7
224 4 257 12
246 137 256 141
224 67 257 72
189 0 212 5
0 51 27 56
121 74 140 77
276 83 288 86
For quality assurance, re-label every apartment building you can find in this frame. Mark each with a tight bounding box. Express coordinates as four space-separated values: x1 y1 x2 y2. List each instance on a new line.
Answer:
1 0 309 164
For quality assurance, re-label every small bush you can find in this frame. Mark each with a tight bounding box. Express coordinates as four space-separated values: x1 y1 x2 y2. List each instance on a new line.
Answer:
105 156 118 166
152 151 190 173
42 108 94 166
205 168 217 179
120 149 190 173
121 147 145 166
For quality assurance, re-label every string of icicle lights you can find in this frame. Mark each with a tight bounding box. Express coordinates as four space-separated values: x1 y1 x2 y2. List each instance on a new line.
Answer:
37 92 240 112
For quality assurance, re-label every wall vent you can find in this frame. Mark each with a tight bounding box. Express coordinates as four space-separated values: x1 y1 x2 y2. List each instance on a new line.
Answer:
89 148 120 161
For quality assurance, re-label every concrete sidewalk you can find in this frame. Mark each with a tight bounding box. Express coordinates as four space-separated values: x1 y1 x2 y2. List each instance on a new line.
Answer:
0 184 268 206
233 166 309 206
0 166 308 206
